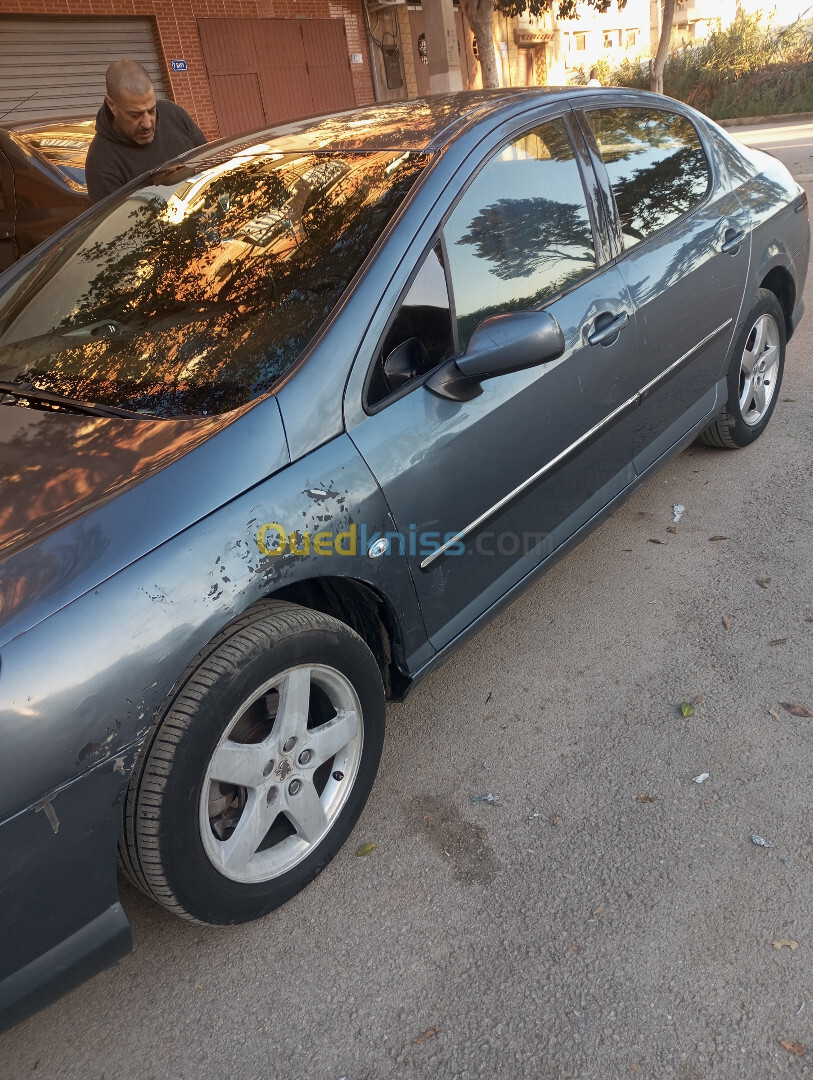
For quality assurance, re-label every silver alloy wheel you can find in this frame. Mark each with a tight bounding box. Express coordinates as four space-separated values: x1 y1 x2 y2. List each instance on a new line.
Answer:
739 312 780 426
199 663 363 884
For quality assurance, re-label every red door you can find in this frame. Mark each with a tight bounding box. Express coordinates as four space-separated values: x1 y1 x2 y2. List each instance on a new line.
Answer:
198 18 357 138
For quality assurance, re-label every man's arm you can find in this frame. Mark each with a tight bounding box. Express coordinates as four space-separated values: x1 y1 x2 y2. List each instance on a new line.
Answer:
163 100 207 150
186 114 207 149
85 143 128 204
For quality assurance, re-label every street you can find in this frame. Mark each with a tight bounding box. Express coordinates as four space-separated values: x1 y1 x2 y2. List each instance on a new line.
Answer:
1 117 812 1080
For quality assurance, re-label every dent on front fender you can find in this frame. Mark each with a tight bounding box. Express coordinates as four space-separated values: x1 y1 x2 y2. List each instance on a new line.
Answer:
0 434 426 827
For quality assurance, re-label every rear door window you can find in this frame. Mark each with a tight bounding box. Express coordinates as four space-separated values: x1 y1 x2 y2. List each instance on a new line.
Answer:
583 108 711 250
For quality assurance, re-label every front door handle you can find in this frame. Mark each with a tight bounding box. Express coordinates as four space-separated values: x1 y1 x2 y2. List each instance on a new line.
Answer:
721 228 746 254
587 311 629 347
0 231 13 241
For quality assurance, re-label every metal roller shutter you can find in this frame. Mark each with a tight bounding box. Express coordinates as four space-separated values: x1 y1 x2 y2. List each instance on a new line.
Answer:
0 17 166 126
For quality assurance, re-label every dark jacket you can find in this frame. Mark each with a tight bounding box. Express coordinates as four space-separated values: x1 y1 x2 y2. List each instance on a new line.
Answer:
85 98 207 203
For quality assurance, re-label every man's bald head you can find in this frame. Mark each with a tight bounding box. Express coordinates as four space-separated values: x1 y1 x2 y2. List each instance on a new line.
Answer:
104 60 157 145
106 60 153 100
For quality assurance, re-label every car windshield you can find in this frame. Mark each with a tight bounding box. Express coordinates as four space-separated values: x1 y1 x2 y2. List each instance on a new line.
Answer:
0 147 428 417
26 136 91 185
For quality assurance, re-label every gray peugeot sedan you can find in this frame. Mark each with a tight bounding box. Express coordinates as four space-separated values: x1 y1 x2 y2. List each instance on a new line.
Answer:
0 88 808 1030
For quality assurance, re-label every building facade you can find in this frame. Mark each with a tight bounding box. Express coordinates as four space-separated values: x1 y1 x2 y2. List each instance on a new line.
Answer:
0 2 376 139
0 0 756 142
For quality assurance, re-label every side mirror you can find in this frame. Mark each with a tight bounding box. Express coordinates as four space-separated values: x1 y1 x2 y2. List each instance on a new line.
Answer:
383 337 431 392
426 310 565 402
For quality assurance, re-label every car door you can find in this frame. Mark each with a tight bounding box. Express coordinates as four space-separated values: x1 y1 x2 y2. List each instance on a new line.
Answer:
0 148 17 272
346 115 641 651
578 104 751 473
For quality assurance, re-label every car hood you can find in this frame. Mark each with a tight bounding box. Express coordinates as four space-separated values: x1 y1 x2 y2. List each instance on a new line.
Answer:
0 399 289 645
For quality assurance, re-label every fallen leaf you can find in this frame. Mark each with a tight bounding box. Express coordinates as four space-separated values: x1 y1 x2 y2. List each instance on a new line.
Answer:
772 940 800 951
667 526 677 534
356 843 376 857
552 815 559 825
769 638 788 647
637 793 658 803
768 708 782 723
757 577 772 588
414 1028 440 1045
781 703 813 718
692 694 704 706
722 615 733 629
681 702 696 717
780 1041 805 1056
783 397 797 402
708 535 729 541
648 538 667 544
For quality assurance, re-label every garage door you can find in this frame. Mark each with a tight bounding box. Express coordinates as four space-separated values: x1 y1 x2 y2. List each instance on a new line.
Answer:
0 17 166 126
198 18 357 138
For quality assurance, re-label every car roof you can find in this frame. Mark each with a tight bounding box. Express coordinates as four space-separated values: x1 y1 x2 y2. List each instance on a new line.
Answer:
184 88 576 170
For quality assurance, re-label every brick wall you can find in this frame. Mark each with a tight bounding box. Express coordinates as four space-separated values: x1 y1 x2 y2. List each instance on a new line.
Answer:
0 0 376 138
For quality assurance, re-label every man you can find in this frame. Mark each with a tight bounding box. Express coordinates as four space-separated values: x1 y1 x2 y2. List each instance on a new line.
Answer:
587 67 602 87
85 59 207 203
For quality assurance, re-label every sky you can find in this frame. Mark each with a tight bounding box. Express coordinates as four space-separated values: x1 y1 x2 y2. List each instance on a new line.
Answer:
740 0 813 24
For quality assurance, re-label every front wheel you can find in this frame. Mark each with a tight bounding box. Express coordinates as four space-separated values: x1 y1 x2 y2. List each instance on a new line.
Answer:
119 600 385 924
699 288 786 448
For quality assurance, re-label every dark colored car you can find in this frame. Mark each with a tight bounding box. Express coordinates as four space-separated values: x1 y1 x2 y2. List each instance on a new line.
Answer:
0 88 808 1030
0 118 92 272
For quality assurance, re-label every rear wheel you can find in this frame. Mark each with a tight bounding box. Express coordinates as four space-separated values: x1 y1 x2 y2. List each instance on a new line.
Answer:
119 600 385 924
699 288 785 448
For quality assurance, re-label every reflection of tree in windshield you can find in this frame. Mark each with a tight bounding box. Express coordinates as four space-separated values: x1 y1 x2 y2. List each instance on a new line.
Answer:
455 196 594 280
1 150 427 418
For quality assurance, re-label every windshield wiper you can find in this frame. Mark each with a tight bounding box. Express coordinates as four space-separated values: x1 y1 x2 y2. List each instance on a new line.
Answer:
0 380 153 419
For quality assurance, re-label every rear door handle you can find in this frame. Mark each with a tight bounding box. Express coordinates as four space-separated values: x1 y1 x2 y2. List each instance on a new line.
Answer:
721 228 746 254
587 311 629 347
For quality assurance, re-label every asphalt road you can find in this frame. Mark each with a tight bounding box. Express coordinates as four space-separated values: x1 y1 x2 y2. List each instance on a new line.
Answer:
2 119 812 1080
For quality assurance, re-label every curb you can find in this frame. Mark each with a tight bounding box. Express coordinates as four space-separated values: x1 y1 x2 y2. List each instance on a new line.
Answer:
719 111 813 127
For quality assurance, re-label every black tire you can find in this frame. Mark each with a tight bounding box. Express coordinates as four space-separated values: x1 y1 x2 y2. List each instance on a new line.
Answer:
119 599 385 924
699 288 786 448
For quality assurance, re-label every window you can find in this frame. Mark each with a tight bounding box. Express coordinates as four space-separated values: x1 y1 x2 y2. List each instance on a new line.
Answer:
574 32 587 51
603 31 616 49
0 150 428 417
625 29 638 48
367 242 453 405
443 120 596 350
584 107 711 249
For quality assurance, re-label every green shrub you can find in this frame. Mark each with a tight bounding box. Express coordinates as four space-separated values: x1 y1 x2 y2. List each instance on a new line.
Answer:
606 12 813 118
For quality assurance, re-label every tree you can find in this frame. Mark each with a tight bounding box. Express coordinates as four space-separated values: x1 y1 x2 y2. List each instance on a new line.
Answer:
458 0 502 89
458 0 675 96
459 0 620 89
649 0 677 94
